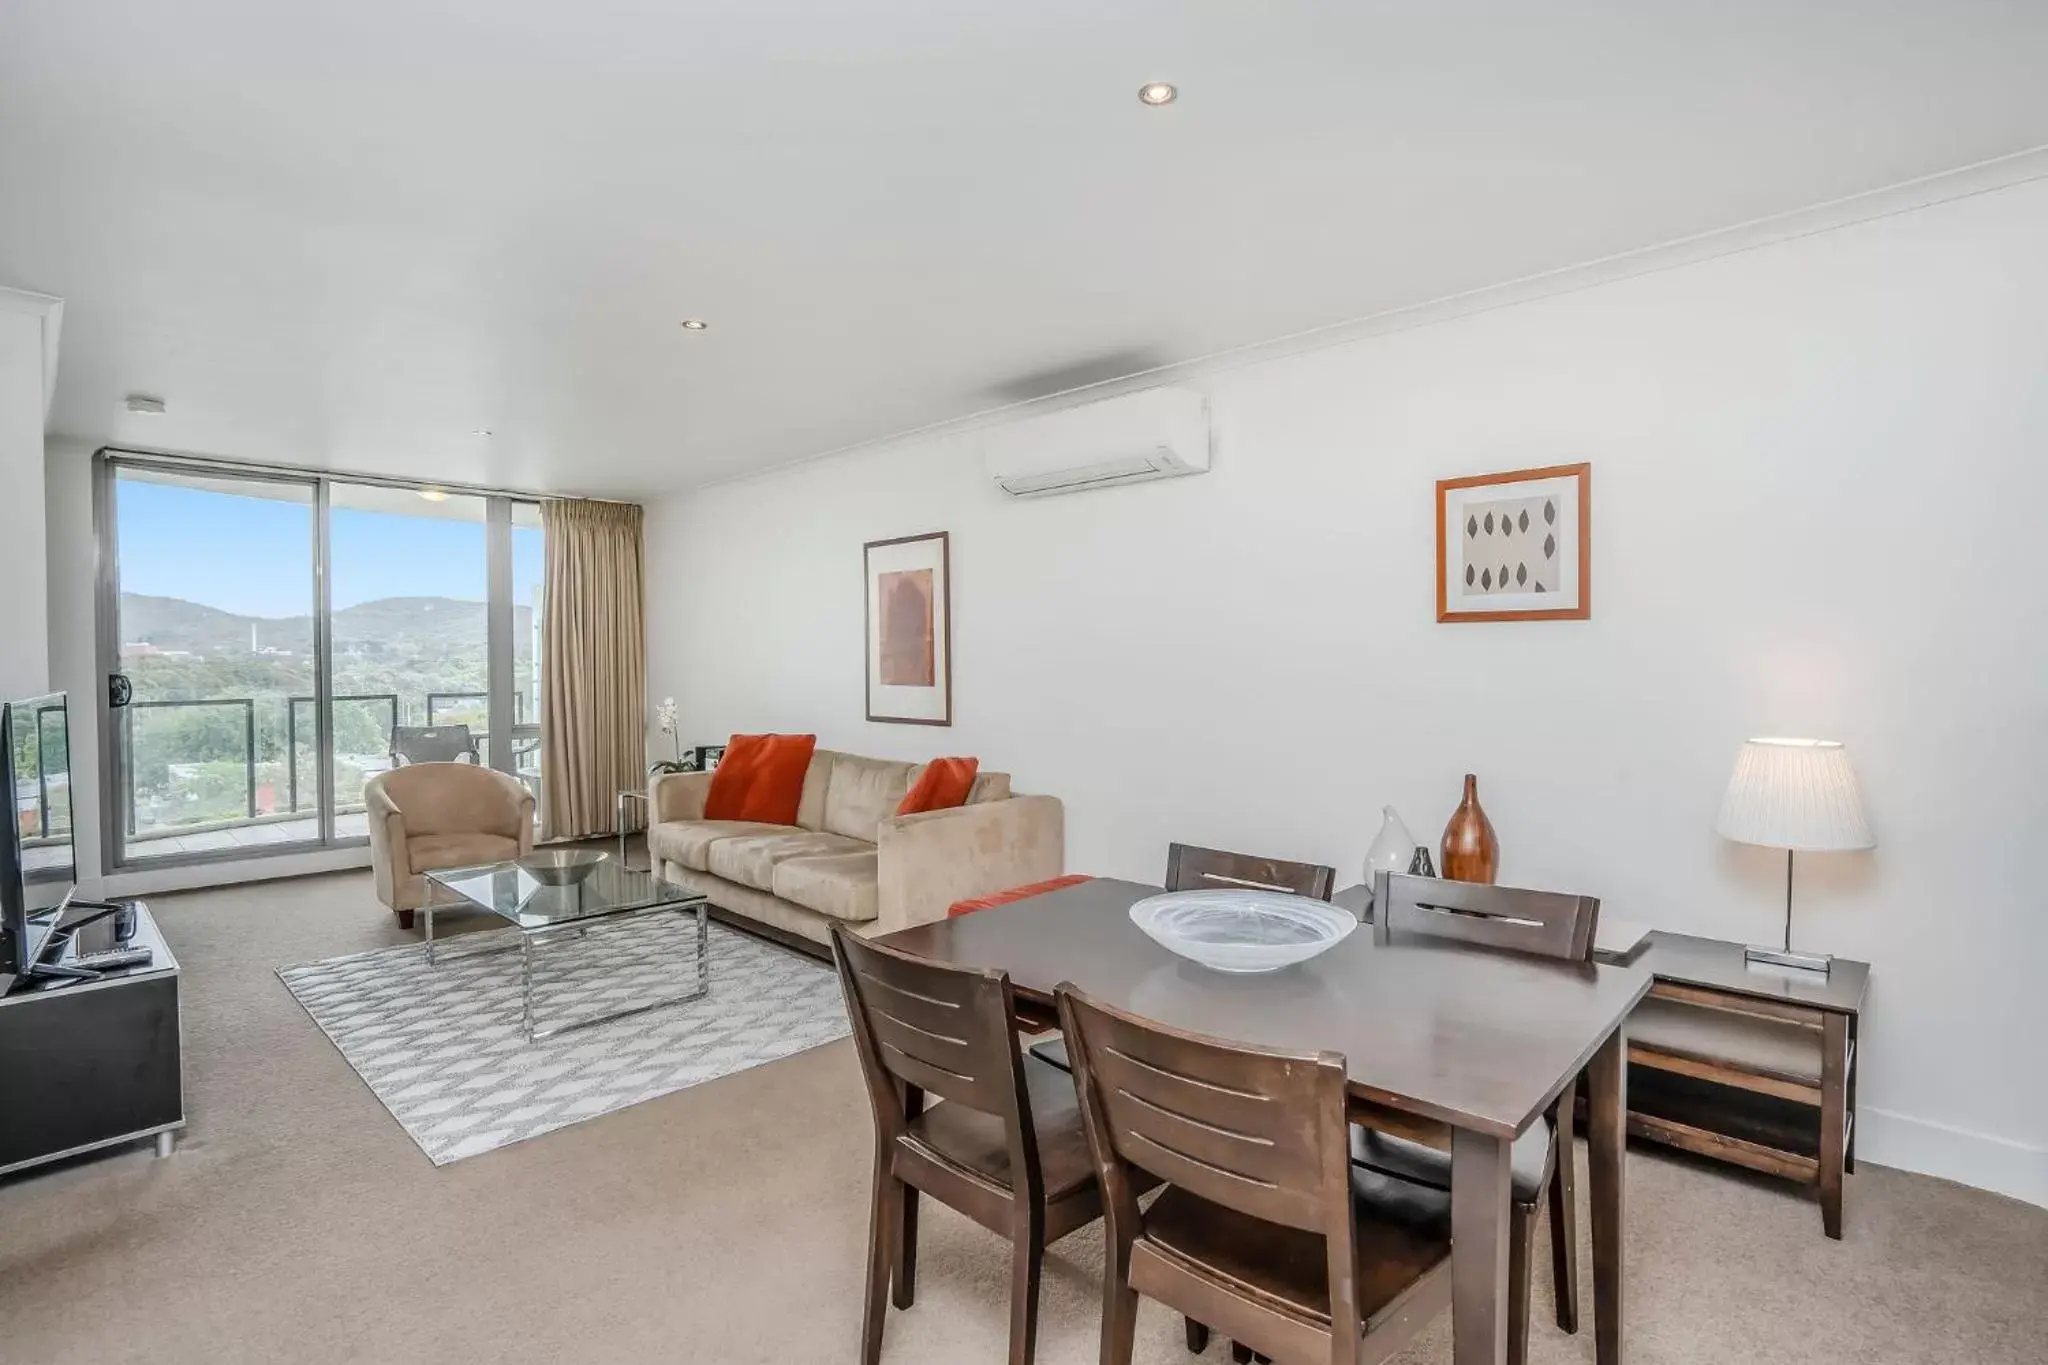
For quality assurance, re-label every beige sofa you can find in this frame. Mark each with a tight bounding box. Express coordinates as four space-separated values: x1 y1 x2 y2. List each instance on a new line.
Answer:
646 750 1063 950
366 763 537 927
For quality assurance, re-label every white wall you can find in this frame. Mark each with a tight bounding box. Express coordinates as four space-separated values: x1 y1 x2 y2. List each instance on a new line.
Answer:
0 290 55 698
645 175 2048 1207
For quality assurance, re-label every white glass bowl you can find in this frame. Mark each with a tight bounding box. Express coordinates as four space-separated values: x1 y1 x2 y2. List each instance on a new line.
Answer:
1129 889 1357 973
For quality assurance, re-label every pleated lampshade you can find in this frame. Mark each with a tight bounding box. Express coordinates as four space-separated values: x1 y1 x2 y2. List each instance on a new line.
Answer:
1714 738 1875 852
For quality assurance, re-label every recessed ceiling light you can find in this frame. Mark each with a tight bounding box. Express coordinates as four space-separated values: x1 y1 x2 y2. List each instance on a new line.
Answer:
680 319 708 331
472 428 493 437
417 489 449 503
1137 82 1177 107
124 393 166 415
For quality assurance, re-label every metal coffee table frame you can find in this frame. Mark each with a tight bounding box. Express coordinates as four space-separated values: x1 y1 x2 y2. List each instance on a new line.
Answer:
422 866 709 1043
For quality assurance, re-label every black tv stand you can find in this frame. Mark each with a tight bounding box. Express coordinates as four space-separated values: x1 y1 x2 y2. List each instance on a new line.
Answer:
0 901 184 1176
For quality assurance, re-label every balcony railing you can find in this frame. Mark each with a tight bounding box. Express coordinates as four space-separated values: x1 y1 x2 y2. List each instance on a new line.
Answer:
110 694 541 851
283 693 399 814
122 698 257 835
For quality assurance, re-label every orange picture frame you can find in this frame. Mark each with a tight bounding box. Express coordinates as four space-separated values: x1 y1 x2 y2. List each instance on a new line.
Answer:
1435 462 1592 623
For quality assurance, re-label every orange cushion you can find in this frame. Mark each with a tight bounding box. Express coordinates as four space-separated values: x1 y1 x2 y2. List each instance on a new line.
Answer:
948 874 1094 918
897 757 980 816
703 734 816 825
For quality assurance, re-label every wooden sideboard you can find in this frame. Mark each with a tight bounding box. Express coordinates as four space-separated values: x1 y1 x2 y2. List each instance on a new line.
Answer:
1332 885 1867 1238
1619 932 1866 1238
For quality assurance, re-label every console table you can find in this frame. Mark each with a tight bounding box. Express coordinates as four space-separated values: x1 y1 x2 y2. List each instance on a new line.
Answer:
1332 885 1867 1237
1622 932 1866 1238
0 902 184 1176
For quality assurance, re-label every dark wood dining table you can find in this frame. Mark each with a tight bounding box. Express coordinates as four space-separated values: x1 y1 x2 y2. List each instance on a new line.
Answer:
878 877 1652 1365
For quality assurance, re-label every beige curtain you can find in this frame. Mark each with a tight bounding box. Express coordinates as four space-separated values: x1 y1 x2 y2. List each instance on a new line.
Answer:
538 498 646 840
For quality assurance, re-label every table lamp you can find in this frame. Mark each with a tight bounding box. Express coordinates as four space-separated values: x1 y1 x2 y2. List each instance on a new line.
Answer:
1714 737 1874 974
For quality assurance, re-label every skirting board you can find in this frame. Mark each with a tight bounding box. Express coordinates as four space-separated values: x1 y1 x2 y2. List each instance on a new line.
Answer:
100 845 374 901
1858 1107 2048 1210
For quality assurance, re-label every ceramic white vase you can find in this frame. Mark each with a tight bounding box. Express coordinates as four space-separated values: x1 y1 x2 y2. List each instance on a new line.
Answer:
1364 805 1420 881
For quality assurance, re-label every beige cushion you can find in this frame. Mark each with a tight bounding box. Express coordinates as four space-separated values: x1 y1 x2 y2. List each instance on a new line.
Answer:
647 819 793 872
821 753 916 842
662 865 845 946
795 752 835 833
707 830 869 892
408 831 521 872
773 851 880 923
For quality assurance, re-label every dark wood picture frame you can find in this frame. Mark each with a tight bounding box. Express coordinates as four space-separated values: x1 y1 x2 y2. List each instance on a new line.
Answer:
1436 462 1592 623
863 530 953 726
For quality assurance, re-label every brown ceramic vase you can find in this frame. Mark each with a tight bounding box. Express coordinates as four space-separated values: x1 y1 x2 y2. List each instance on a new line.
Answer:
1440 773 1500 884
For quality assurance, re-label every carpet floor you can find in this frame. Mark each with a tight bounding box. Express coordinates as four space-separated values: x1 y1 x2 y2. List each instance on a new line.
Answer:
0 868 2042 1365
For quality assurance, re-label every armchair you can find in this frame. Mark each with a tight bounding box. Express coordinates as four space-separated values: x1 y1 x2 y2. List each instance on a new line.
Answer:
366 762 536 928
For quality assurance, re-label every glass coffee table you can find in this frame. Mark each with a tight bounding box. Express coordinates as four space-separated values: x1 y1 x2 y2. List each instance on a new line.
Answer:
421 853 709 1043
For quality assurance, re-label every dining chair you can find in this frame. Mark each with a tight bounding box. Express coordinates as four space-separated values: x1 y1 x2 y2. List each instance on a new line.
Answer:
1165 841 1338 899
1353 870 1602 1365
830 923 1113 1365
1031 844 1336 1074
1057 980 1454 1365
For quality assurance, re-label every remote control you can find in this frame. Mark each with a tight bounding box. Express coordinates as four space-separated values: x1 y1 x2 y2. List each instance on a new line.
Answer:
70 946 154 972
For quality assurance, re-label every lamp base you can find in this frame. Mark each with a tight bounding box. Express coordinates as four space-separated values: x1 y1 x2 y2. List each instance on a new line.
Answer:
1744 944 1834 975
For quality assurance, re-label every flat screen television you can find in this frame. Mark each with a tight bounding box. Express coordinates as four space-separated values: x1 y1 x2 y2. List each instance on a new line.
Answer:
1 691 76 980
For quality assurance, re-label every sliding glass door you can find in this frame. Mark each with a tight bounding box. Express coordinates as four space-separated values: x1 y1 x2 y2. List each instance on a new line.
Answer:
104 465 320 863
326 484 492 839
97 454 546 870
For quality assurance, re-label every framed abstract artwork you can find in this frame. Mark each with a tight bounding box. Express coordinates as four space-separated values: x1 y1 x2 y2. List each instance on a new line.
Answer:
1436 463 1591 623
863 531 953 725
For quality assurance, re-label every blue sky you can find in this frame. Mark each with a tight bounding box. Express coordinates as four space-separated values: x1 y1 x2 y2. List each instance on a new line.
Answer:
117 480 545 617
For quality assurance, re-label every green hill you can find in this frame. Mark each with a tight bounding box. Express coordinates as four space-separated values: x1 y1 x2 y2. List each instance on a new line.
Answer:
121 594 532 657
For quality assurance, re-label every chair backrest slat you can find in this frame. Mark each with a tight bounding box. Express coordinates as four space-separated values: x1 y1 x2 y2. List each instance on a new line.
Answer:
1166 843 1337 901
1059 984 1350 1236
832 926 1020 1117
1094 1044 1320 1198
864 1010 984 1100
1371 871 1599 962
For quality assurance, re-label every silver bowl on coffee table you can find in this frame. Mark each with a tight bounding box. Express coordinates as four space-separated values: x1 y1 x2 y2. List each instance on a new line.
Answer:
519 848 610 886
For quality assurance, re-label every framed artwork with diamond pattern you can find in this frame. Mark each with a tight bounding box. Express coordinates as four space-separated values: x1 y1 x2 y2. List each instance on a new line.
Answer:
1436 463 1591 622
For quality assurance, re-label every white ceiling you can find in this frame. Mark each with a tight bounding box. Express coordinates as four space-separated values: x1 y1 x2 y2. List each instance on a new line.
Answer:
5 1 2047 499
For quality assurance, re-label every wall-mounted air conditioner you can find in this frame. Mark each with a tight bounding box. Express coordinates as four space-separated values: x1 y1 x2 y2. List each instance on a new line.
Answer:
982 386 1211 498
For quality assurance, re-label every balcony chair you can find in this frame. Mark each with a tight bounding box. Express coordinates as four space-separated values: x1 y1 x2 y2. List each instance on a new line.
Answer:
390 724 480 766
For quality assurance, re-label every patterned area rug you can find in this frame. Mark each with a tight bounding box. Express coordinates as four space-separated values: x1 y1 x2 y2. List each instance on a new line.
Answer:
278 916 849 1165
